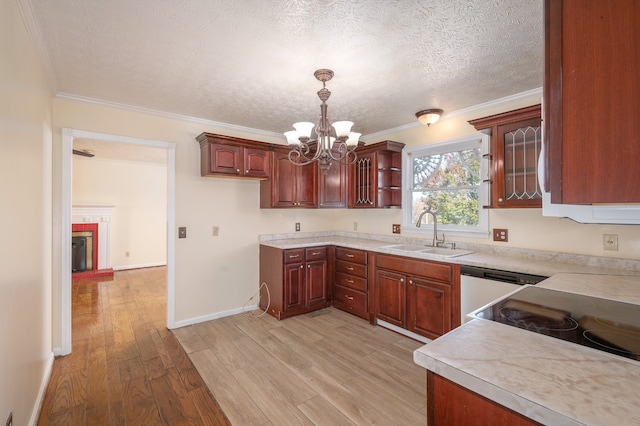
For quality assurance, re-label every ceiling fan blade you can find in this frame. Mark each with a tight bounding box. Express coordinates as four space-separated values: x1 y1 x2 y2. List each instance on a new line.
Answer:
73 149 95 157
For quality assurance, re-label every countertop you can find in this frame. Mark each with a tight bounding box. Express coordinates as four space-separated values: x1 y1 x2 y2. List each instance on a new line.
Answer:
259 231 640 277
413 273 640 425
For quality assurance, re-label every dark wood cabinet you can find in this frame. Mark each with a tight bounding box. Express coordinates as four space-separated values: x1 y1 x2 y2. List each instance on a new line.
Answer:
427 371 541 425
374 254 460 339
545 0 640 204
259 245 330 319
333 247 370 320
407 277 451 339
318 161 348 208
375 269 406 328
468 105 542 208
350 141 405 208
260 147 318 208
196 132 271 179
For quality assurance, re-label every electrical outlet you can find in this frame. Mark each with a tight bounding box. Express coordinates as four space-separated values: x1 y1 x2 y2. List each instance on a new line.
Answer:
493 228 508 242
295 222 300 232
392 224 401 234
6 412 12 426
212 226 219 236
603 234 618 251
178 227 187 238
353 222 358 231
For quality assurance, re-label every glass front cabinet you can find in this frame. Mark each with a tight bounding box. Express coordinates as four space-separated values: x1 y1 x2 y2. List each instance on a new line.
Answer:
468 105 542 208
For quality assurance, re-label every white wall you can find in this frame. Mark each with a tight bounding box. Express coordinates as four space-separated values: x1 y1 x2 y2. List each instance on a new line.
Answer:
0 0 53 424
73 156 167 269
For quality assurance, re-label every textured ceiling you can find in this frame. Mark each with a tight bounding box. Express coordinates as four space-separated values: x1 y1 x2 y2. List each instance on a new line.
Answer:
27 0 543 139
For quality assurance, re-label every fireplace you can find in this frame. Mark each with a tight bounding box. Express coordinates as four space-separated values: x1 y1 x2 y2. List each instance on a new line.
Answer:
71 223 98 272
72 205 115 279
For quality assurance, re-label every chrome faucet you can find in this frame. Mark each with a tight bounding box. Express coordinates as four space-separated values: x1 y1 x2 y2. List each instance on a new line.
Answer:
415 206 444 247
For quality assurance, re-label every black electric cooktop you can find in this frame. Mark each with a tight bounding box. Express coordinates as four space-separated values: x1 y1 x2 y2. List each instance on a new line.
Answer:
473 286 640 361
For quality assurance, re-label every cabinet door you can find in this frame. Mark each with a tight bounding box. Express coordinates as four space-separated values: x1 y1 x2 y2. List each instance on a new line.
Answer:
306 259 328 306
243 147 270 178
495 117 542 207
375 269 406 328
319 162 348 208
296 161 318 208
546 0 640 204
351 152 376 208
268 151 317 208
407 276 451 339
284 263 305 311
210 144 242 176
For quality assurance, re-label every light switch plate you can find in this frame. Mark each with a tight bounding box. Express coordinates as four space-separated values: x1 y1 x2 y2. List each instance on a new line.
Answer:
178 227 187 238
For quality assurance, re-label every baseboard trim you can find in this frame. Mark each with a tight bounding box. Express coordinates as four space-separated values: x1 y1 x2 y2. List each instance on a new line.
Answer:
375 319 432 344
29 351 55 426
169 304 259 329
112 262 166 271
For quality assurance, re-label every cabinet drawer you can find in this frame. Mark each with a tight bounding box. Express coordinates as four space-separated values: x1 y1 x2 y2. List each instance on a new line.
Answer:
334 285 367 311
335 247 367 264
335 260 367 278
305 246 327 261
335 272 367 292
283 248 305 264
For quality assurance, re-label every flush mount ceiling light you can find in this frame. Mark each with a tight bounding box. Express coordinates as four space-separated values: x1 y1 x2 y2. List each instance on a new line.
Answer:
416 109 443 127
284 69 360 173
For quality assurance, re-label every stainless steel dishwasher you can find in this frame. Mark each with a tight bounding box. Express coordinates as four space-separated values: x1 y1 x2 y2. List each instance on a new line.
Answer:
460 265 547 324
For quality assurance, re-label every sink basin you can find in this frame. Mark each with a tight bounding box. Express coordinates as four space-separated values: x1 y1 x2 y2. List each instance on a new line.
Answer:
380 244 429 252
381 244 473 258
420 247 474 258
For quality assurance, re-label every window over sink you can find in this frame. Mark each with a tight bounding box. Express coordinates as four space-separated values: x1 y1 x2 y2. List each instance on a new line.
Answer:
403 135 489 238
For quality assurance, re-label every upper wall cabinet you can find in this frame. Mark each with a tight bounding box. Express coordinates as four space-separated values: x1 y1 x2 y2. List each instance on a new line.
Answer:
469 105 542 208
350 140 405 209
545 0 640 204
260 146 318 208
196 132 272 179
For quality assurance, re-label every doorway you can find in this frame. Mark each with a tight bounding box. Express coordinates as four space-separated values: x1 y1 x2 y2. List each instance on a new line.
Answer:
57 128 176 355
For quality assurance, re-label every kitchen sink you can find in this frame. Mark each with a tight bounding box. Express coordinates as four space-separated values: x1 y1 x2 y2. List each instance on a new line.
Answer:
381 244 473 258
380 244 430 252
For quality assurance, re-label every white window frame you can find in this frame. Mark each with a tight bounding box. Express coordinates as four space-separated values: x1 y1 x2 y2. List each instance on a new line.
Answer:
402 134 490 238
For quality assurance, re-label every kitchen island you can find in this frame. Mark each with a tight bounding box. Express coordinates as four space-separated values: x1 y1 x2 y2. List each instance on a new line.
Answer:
413 273 640 425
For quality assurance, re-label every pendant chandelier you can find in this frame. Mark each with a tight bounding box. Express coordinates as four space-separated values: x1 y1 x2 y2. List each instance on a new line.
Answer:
284 69 360 173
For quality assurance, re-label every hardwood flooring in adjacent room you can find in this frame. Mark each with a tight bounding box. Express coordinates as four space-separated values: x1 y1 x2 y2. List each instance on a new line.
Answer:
37 267 230 425
174 307 427 425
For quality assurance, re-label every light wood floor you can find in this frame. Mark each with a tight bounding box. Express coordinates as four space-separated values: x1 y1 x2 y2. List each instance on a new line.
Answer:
174 307 427 425
37 267 230 425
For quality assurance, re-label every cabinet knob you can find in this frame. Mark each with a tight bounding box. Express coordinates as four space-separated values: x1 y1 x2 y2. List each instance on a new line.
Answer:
236 168 240 173
409 279 413 285
400 278 404 283
245 169 249 173
300 265 303 269
307 264 310 268
498 198 504 202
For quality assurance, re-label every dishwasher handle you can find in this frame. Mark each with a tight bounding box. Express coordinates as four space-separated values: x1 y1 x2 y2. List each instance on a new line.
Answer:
460 265 547 285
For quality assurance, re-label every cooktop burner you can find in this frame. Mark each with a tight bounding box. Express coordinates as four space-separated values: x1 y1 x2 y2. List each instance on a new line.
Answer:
473 286 640 361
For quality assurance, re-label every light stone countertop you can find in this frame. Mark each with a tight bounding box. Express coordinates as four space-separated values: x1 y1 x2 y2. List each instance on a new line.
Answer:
259 231 640 276
413 273 640 426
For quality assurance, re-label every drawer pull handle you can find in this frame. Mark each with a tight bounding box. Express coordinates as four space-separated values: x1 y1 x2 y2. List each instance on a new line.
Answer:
311 251 321 255
345 295 354 300
346 279 354 283
289 254 300 258
346 266 354 271
346 254 355 258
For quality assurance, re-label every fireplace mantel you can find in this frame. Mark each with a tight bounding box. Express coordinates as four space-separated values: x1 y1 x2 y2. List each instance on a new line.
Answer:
72 205 115 270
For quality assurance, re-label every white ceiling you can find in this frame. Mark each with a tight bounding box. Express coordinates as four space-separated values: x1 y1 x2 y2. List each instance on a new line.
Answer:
25 0 543 156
